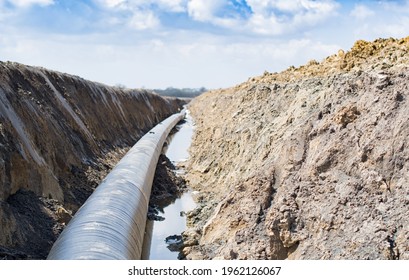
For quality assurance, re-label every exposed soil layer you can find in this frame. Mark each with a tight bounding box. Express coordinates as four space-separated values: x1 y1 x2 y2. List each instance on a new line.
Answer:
0 190 65 259
183 37 409 260
0 61 184 259
148 154 188 221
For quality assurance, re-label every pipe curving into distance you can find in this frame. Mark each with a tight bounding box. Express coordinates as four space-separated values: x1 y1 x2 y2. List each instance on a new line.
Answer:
47 110 185 260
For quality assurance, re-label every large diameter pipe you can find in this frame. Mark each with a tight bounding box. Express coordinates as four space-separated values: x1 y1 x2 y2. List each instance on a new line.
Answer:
47 110 185 260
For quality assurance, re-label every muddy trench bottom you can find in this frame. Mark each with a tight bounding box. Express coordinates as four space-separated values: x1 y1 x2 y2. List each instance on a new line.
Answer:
142 111 196 260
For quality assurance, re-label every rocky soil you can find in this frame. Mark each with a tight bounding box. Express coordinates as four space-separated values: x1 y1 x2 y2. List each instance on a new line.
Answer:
183 37 409 260
0 61 183 259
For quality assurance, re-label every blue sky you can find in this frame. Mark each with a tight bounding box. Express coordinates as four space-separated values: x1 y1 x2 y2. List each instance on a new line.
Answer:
1 0 409 89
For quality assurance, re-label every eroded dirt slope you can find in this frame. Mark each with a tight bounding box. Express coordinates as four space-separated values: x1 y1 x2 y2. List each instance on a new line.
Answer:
183 37 409 260
0 61 183 259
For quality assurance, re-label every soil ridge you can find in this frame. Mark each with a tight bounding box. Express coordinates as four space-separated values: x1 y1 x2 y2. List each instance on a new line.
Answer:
183 37 409 260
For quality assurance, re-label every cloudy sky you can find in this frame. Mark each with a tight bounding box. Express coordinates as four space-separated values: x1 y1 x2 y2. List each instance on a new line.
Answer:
0 0 408 89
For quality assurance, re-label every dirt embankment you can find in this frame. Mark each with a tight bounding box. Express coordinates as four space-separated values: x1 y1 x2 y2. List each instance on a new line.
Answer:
0 61 184 259
183 37 409 260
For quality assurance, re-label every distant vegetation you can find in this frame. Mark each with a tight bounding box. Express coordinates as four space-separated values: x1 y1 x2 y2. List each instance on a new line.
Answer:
153 87 207 98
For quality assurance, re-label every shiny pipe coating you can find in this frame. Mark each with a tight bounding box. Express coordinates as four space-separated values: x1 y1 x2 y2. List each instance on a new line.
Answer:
47 110 185 260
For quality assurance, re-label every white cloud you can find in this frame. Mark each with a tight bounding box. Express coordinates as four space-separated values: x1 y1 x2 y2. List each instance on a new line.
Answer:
185 0 339 35
95 0 186 12
378 0 409 12
245 0 339 35
128 10 160 30
157 0 186 12
94 0 125 8
247 0 303 13
93 0 187 30
92 0 340 34
345 1 409 40
350 4 375 20
187 0 223 21
4 0 409 91
187 0 244 29
7 0 54 7
364 16 409 38
247 13 282 35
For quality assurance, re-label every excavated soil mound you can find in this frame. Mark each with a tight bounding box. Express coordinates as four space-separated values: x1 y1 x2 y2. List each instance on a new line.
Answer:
183 37 409 260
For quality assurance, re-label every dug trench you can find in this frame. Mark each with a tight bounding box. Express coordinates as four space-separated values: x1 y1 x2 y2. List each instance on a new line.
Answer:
144 112 197 260
0 61 184 259
3 36 409 261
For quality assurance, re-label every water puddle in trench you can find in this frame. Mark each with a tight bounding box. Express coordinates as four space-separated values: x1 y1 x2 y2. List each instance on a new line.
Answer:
142 110 196 260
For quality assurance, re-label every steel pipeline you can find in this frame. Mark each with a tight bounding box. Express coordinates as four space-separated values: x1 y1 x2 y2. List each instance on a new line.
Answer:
47 110 185 260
